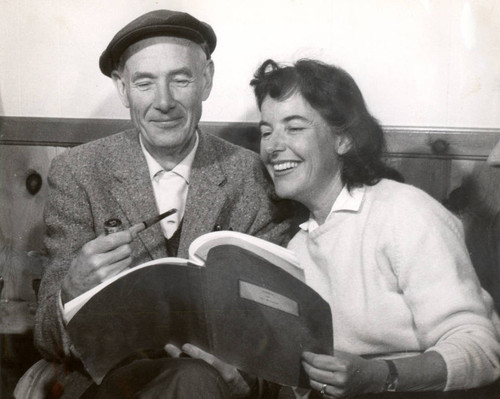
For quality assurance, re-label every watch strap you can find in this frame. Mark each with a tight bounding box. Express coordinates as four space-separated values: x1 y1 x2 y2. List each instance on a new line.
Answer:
383 359 399 392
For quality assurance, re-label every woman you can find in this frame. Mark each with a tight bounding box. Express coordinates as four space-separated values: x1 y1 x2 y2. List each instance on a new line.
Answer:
250 59 500 398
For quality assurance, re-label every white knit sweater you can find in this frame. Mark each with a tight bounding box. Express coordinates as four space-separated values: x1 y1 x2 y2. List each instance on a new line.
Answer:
287 179 500 390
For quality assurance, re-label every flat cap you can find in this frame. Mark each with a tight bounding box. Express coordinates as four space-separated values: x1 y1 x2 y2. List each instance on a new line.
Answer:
99 9 217 77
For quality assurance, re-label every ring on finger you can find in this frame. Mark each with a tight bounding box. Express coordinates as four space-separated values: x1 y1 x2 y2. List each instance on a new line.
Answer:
319 383 328 395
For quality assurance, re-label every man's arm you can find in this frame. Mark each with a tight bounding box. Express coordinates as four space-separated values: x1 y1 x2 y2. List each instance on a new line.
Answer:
34 154 133 359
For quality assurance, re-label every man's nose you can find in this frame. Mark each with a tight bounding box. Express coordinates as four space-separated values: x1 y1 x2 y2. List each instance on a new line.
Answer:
154 84 175 112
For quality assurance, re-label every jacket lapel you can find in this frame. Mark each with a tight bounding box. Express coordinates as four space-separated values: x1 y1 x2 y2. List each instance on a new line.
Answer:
102 130 229 261
177 132 228 258
105 130 167 261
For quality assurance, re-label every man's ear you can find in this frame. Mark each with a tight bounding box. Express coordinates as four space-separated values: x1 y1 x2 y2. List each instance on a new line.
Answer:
201 59 214 101
111 71 130 108
335 135 352 155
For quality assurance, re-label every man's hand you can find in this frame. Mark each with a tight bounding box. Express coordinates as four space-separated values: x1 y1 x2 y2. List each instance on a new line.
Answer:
61 230 134 303
165 343 256 398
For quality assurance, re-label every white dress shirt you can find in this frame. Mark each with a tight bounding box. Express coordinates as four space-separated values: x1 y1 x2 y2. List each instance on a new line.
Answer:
140 134 198 239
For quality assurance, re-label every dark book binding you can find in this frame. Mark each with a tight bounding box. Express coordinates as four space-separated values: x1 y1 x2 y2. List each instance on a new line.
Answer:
66 242 333 388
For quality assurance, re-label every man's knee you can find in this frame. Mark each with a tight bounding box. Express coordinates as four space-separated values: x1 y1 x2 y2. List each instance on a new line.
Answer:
89 358 230 399
137 358 230 398
169 358 223 382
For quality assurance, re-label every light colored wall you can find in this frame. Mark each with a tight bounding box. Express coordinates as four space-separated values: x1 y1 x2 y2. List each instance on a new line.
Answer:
1 0 499 127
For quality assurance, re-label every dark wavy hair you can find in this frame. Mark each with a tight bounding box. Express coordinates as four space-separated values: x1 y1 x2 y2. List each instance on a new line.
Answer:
250 59 403 189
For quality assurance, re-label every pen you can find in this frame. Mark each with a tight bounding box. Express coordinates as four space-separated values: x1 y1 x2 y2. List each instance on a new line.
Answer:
104 208 177 237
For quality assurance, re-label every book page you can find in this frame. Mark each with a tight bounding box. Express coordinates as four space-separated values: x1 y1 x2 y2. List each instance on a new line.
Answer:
64 257 189 323
189 231 304 281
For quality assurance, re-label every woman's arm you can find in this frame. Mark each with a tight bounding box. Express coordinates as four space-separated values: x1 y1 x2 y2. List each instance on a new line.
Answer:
388 187 500 390
300 184 500 397
302 350 446 397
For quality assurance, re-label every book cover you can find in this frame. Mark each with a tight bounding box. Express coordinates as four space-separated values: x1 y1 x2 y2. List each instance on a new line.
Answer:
65 232 333 387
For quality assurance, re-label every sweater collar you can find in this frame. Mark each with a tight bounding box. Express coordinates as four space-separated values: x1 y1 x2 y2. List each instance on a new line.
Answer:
299 185 366 232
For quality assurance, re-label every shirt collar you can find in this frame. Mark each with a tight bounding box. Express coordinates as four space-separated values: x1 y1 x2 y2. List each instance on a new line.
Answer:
299 185 366 232
140 132 199 183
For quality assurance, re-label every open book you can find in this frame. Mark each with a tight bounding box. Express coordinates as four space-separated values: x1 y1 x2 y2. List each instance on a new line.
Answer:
65 231 333 387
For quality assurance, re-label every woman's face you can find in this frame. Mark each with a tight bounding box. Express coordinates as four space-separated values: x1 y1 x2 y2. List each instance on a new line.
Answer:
259 92 345 209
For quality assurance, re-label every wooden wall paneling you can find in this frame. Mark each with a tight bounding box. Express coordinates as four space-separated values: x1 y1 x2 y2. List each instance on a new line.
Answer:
384 127 500 159
1 117 500 306
0 117 133 147
2 118 499 156
0 145 67 301
385 156 452 202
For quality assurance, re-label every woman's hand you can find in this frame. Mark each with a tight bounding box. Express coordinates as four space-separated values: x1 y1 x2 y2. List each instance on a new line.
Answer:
302 350 386 398
165 343 256 398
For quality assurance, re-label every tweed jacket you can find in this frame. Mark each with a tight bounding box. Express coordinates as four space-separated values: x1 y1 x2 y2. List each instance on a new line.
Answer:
34 128 295 397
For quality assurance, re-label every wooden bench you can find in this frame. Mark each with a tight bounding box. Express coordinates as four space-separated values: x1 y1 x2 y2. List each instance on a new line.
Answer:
1 117 500 397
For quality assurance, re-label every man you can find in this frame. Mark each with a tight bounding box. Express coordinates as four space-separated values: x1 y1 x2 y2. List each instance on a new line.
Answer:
34 9 294 398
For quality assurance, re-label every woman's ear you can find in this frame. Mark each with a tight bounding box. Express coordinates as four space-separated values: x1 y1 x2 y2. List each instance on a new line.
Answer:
335 135 352 155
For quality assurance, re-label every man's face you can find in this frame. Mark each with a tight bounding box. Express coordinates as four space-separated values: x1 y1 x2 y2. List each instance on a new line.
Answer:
112 36 213 167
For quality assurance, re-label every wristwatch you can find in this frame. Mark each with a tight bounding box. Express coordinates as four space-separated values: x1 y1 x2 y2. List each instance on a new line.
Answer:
383 360 399 392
